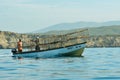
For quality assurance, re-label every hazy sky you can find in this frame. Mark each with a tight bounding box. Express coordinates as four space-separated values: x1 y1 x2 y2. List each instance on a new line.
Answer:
0 0 120 33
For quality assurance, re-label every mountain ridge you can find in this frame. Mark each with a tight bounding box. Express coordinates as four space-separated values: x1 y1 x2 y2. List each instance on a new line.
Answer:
34 21 120 33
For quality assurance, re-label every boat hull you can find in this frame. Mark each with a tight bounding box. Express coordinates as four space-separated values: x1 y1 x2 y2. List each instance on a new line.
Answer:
12 42 86 58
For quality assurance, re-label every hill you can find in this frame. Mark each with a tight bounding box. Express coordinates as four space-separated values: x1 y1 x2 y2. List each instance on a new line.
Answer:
0 29 120 49
88 25 120 36
40 25 120 36
34 21 120 33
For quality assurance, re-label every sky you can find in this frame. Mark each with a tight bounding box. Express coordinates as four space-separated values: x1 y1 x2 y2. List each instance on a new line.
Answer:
0 0 120 33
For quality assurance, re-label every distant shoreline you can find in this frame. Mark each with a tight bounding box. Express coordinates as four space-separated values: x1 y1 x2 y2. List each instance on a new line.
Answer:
0 30 120 49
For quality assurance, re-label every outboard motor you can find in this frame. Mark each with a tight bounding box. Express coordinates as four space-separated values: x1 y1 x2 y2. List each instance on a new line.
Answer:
11 48 17 53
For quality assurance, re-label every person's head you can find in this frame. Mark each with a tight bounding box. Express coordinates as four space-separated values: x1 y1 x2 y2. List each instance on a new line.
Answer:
36 37 39 39
19 39 21 42
36 37 39 40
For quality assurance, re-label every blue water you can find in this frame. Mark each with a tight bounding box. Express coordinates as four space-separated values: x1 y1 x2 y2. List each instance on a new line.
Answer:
0 48 120 80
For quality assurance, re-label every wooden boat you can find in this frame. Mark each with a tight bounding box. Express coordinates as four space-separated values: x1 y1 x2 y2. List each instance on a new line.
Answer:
12 42 86 58
11 29 89 58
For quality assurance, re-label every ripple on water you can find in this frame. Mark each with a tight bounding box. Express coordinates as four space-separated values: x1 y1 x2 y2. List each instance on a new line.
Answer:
0 48 120 80
93 77 120 79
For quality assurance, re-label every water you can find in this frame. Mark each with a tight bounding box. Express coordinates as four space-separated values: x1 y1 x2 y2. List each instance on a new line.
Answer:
0 48 120 80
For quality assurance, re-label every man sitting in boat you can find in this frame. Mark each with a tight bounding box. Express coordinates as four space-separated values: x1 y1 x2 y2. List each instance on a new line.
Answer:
17 39 22 52
35 37 40 51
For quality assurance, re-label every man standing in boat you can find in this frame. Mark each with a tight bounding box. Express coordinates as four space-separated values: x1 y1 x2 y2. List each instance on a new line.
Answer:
35 37 40 51
17 39 22 52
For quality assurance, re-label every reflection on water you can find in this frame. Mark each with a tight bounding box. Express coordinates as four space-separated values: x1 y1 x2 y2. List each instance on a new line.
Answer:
0 48 120 80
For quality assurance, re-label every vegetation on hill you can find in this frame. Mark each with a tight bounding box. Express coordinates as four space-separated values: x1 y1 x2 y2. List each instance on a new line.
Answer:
87 35 120 47
88 25 120 36
41 25 120 36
